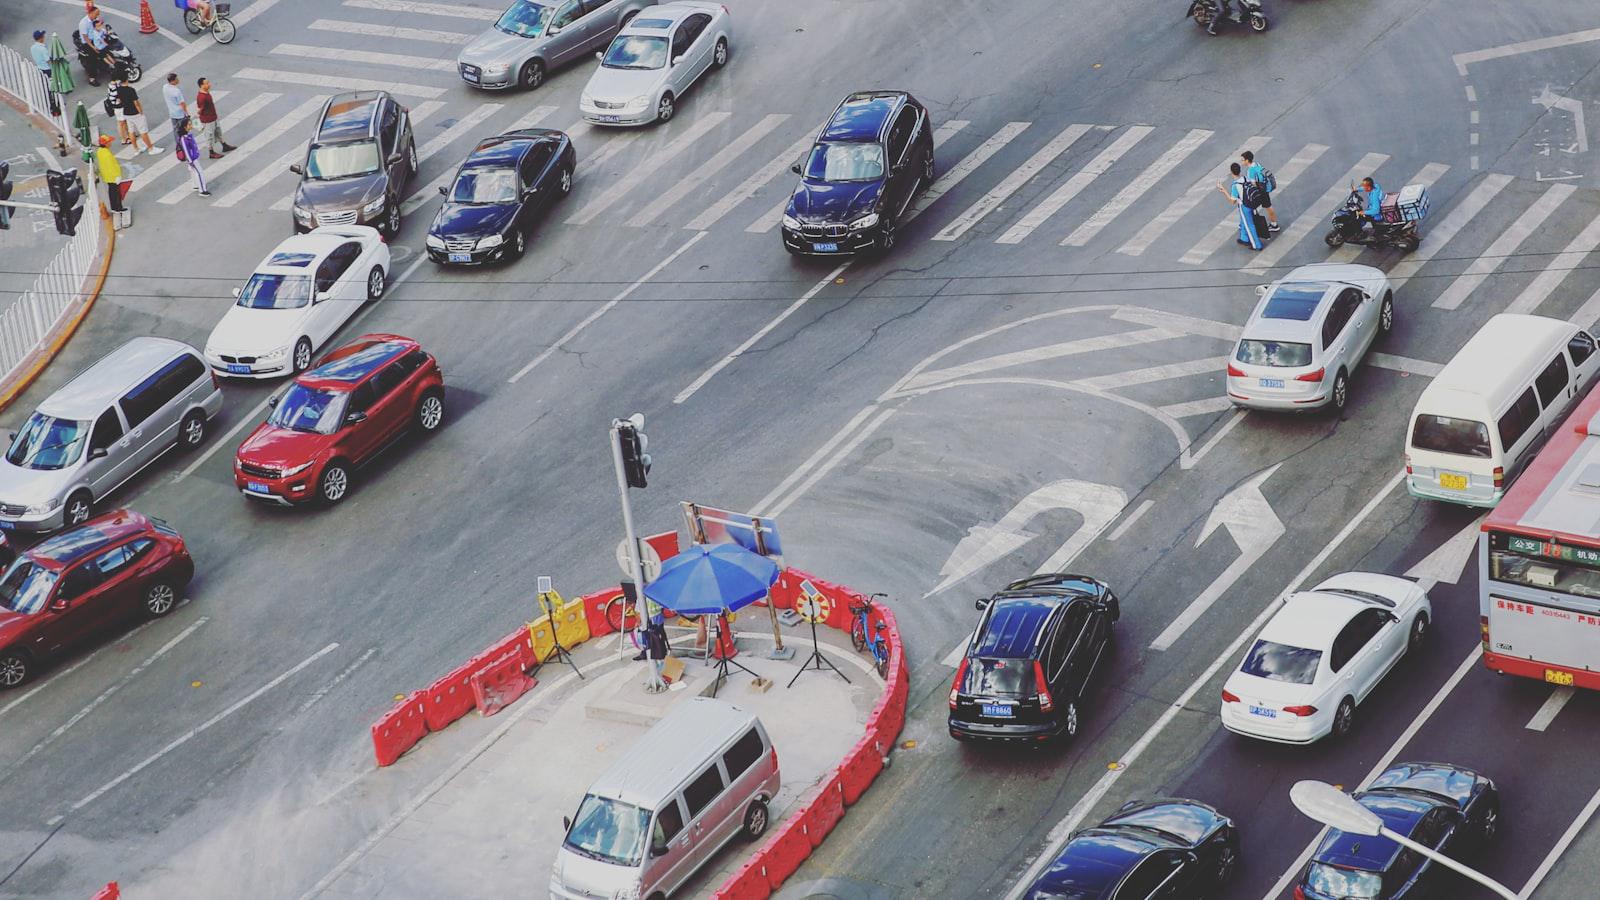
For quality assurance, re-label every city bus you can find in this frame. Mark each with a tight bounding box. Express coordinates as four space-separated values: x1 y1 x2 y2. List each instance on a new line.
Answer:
1480 383 1600 690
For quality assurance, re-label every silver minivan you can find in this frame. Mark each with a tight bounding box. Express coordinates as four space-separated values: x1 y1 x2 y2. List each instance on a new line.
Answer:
0 338 222 532
551 697 781 900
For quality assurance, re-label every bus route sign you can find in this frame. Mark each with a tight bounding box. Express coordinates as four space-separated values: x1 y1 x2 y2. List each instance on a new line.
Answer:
1505 534 1600 566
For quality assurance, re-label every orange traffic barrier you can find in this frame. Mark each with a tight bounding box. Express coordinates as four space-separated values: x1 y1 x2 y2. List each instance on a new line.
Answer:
471 649 536 717
580 587 622 638
421 661 479 732
803 774 846 847
485 626 536 670
709 859 771 900
137 0 158 33
838 736 884 805
92 883 119 900
757 815 811 890
371 693 428 767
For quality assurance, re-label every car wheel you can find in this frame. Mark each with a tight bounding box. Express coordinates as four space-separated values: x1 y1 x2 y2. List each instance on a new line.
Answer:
1060 699 1080 739
366 265 386 301
1329 369 1349 413
520 59 545 90
656 92 675 123
1214 839 1238 884
1324 229 1345 248
713 37 729 68
876 215 898 254
64 491 93 528
0 652 29 689
384 204 401 238
144 581 177 618
510 228 527 259
742 799 769 839
406 140 418 179
319 461 351 506
557 166 573 197
179 411 206 451
1332 697 1355 738
292 338 314 374
1408 613 1428 652
416 391 444 432
1379 292 1394 333
1480 799 1499 842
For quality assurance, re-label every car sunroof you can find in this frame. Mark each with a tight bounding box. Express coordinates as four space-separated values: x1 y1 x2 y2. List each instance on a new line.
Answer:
266 252 317 268
1262 283 1328 321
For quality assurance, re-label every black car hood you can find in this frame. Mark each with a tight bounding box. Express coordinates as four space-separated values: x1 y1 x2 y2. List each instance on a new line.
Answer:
787 178 883 224
431 202 518 239
296 172 387 211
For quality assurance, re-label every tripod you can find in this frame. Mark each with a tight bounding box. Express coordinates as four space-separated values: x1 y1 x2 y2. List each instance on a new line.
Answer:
709 613 758 698
786 612 850 689
540 592 583 680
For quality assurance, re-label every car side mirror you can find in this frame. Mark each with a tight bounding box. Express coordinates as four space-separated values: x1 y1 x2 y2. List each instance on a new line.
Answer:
562 815 571 831
49 598 70 613
344 411 368 426
8 432 15 442
974 597 989 610
438 185 448 196
231 287 242 298
1255 284 1270 297
387 152 403 166
548 24 562 35
790 162 801 174
672 54 684 66
267 394 280 408
314 290 331 303
289 163 304 175
650 845 669 858
89 447 108 460
595 51 604 60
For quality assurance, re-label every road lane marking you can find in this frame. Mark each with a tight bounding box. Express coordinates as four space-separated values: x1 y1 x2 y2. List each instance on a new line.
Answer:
941 628 979 667
695 128 819 232
1179 142 1327 265
299 647 378 714
343 0 501 18
902 328 1184 392
998 125 1152 244
1525 685 1576 731
752 404 882 515
399 103 552 217
1519 778 1600 897
1117 136 1270 257
1243 152 1389 275
1453 26 1600 74
235 68 445 99
69 642 340 812
1106 499 1155 542
1005 471 1405 899
629 114 789 227
933 124 1094 241
905 121 1029 226
1064 129 1212 247
1325 162 1450 264
0 620 160 722
1186 409 1247 470
308 18 472 43
157 95 328 205
40 0 187 44
1072 356 1228 391
130 92 276 191
1158 396 1233 418
764 407 895 519
1506 210 1600 315
1432 182 1575 309
1387 173 1512 291
1570 284 1600 329
566 113 731 225
507 232 707 383
270 43 455 72
138 0 291 107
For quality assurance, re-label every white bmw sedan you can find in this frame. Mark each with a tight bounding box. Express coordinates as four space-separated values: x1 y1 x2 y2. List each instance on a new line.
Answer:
1221 572 1430 744
579 1 730 126
205 226 390 379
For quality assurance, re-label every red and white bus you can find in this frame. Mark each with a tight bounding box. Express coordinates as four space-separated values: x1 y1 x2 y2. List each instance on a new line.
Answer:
1481 381 1600 690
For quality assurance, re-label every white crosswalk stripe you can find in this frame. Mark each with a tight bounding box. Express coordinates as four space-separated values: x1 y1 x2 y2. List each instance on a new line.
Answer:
905 121 1030 225
1073 356 1229 391
308 18 472 43
1325 162 1450 264
1243 152 1389 275
1160 397 1234 418
629 114 789 228
116 91 229 161
234 101 445 211
1386 173 1512 292
1179 142 1327 265
694 128 818 233
506 105 563 132
1432 182 1576 310
933 124 1095 241
997 125 1152 244
567 112 732 226
235 68 445 99
271 43 456 72
1506 210 1600 315
1118 136 1270 257
157 95 328 205
342 0 501 19
1063 128 1212 247
129 93 274 189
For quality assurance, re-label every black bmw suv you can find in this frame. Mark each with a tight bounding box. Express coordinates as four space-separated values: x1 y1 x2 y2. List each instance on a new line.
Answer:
950 573 1118 743
290 91 416 237
781 90 935 256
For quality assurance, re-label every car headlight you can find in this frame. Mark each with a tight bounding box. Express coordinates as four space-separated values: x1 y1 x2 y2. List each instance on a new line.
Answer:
613 886 641 900
581 92 593 106
849 212 880 231
477 234 504 249
624 95 650 111
426 235 446 250
261 345 290 361
25 499 62 515
361 196 387 216
281 461 313 478
781 214 801 230
292 204 311 221
483 61 512 75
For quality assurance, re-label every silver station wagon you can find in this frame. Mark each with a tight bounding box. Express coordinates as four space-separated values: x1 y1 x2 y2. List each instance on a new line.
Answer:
458 0 658 91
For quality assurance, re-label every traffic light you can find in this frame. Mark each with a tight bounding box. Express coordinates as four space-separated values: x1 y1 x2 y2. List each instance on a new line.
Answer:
46 169 84 236
0 161 11 231
618 413 651 489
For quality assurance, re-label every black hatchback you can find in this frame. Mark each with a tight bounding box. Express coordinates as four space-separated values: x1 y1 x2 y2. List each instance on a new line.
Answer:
949 573 1118 743
426 129 576 265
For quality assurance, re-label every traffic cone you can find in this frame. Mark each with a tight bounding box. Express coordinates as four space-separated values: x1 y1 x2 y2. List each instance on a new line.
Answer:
138 0 159 34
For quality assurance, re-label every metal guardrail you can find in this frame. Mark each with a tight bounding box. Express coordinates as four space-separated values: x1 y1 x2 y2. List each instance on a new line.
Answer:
0 41 72 137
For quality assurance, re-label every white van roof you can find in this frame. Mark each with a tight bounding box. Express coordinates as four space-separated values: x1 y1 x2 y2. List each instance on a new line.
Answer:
586 698 763 809
1416 314 1577 416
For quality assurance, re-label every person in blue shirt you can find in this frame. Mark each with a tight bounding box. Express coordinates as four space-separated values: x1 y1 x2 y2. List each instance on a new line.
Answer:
1241 150 1278 232
1217 162 1262 251
29 30 59 117
1357 177 1385 235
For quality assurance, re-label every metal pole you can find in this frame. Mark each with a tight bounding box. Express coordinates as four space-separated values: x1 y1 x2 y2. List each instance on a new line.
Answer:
1378 827 1518 900
752 516 785 653
609 420 649 645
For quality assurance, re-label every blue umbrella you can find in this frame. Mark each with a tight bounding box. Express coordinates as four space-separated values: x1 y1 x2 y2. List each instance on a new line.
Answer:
643 543 780 615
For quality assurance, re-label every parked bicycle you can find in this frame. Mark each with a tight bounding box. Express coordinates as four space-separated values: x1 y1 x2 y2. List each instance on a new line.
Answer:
850 592 892 679
184 2 236 44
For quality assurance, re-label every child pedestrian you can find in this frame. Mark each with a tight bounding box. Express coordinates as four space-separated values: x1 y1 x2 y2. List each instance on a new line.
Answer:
176 119 209 197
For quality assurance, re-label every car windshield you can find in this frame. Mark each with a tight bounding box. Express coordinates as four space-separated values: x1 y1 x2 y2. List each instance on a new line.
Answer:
1306 863 1382 900
1236 339 1312 368
450 169 519 204
963 658 1032 696
238 273 313 310
1411 414 1492 458
306 140 382 180
0 560 58 615
1241 639 1322 685
805 142 885 182
494 0 550 37
564 794 648 867
603 35 668 69
268 384 349 435
5 413 87 471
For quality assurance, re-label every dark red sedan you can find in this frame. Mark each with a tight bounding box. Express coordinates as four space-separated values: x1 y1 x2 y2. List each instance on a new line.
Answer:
234 334 444 507
0 510 194 688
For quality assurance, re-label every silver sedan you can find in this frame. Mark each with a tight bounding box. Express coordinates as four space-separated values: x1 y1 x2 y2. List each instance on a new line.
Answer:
457 0 658 91
579 1 732 125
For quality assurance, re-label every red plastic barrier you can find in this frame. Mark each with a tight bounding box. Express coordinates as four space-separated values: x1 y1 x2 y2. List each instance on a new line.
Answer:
758 815 812 890
838 736 884 805
421 660 480 732
371 693 428 767
484 627 537 671
803 774 846 847
471 650 537 717
709 859 771 900
92 884 119 900
580 588 623 638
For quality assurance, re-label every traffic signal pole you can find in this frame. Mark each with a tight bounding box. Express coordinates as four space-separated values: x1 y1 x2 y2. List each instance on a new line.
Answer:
609 418 650 651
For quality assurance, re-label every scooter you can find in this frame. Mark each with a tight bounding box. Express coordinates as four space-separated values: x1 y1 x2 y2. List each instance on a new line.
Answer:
1187 0 1269 34
1323 190 1422 253
72 23 142 85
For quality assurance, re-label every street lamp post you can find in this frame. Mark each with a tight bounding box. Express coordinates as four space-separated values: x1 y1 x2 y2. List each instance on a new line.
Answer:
1288 781 1519 900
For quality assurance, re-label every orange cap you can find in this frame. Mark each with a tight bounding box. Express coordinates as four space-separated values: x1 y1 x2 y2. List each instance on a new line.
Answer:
97 134 113 146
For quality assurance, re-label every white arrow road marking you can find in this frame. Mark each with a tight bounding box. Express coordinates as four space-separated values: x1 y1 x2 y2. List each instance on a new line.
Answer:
1106 499 1154 542
1151 465 1285 650
1526 685 1576 731
1403 515 1484 584
926 480 1127 597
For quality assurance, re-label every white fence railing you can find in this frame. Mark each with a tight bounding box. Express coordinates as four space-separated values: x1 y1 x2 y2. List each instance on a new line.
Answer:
0 41 72 137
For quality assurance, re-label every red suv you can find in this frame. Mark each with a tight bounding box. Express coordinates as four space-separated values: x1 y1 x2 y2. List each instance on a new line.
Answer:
234 334 444 506
0 510 194 688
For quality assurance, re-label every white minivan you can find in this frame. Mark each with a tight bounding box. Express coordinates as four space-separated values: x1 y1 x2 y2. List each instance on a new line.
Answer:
551 697 780 900
1406 313 1599 507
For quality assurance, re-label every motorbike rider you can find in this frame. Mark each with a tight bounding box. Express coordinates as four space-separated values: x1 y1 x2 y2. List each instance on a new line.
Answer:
1355 177 1385 237
76 8 114 85
1208 0 1234 35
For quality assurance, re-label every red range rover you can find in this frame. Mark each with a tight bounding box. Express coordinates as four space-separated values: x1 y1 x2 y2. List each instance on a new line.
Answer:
234 334 444 507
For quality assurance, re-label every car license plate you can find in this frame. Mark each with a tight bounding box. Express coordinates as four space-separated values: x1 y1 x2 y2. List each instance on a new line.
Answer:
448 253 472 263
226 363 251 375
0 521 13 530
981 703 1014 718
463 72 479 83
813 242 839 252
1546 668 1575 686
597 115 620 123
1258 378 1285 389
1248 705 1277 718
1439 472 1468 490
246 482 270 494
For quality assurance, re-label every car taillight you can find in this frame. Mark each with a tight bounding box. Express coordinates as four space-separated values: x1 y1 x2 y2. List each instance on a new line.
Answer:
1493 466 1504 487
1293 886 1306 900
1227 363 1246 378
1033 660 1054 712
949 657 969 709
1404 454 1412 475
770 745 778 768
1296 368 1325 383
1481 615 1489 649
1283 705 1317 717
1221 689 1240 703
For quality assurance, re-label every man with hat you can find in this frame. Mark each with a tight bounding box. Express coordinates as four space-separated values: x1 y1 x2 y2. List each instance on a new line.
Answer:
29 30 60 117
94 134 131 228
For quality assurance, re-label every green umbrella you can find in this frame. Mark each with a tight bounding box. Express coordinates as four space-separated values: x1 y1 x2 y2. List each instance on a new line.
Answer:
72 102 93 149
47 32 75 95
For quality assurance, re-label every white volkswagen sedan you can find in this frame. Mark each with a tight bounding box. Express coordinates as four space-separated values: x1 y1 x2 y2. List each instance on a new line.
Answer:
1221 572 1429 744
205 226 389 379
579 1 730 126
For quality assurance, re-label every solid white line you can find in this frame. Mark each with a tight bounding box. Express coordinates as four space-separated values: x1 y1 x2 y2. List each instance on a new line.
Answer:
933 124 1093 241
271 43 455 72
628 114 789 227
1179 142 1328 265
1243 152 1388 275
1388 173 1512 291
697 128 818 233
672 261 850 404
1432 183 1575 309
1506 210 1600 315
998 126 1152 244
1005 471 1405 899
766 407 895 519
1106 499 1154 542
507 232 707 383
158 95 329 204
905 121 1030 225
343 0 501 19
567 112 731 225
1117 136 1270 257
71 642 339 811
1185 409 1247 470
299 647 378 714
1156 396 1235 418
750 404 880 515
0 620 159 722
235 68 445 99
1072 356 1228 391
1324 162 1450 264
130 92 277 190
903 328 1183 392
1453 27 1600 74
1519 780 1600 898
1569 285 1600 329
308 18 472 43
1065 129 1213 247
1525 685 1576 731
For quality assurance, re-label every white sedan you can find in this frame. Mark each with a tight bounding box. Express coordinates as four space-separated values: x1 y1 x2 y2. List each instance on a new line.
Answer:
579 1 730 126
205 226 389 379
1221 572 1430 744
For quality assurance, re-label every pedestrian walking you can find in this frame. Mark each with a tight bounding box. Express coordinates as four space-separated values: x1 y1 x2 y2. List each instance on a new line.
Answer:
643 617 669 693
29 30 60 118
194 77 236 158
1241 150 1279 232
106 76 131 145
162 72 190 139
1217 161 1263 251
113 77 160 155
95 134 132 228
176 119 209 196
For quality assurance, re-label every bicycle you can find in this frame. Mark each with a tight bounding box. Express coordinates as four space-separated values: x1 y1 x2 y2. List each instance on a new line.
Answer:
184 2 237 44
850 593 891 679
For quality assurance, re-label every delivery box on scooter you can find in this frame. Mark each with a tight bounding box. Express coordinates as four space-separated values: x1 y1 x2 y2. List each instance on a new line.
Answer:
1395 184 1429 222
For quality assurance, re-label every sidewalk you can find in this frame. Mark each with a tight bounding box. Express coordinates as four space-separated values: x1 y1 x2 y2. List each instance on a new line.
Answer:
314 624 881 899
1527 797 1600 899
0 99 71 313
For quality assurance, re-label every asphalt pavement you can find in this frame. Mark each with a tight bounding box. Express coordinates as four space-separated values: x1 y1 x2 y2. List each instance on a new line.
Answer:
3 0 1600 897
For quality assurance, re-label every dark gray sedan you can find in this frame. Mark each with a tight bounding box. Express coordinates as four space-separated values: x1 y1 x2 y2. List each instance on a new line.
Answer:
457 0 658 90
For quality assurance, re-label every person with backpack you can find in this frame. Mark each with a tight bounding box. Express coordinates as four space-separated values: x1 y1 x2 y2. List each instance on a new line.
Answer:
1217 162 1262 251
1241 150 1279 232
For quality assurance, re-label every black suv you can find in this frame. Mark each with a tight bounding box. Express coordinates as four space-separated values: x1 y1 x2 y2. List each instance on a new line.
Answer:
949 573 1118 743
781 90 935 256
290 91 417 237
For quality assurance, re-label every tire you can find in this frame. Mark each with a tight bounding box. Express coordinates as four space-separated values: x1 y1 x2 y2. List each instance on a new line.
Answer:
178 411 207 451
383 204 401 238
143 581 178 618
1249 12 1269 32
1324 229 1346 248
556 166 573 197
620 11 638 29
1479 799 1499 842
742 799 769 839
64 491 93 529
292 337 314 375
656 92 675 124
1400 236 1420 253
1379 292 1394 333
415 391 444 433
850 618 867 652
921 148 935 184
509 228 527 259
874 643 890 680
1408 613 1428 652
318 460 351 506
123 62 142 83
713 37 729 69
1059 699 1080 739
213 16 236 44
366 265 386 301
519 60 545 91
0 651 29 689
1329 369 1349 413
875 215 897 255
1331 697 1356 738
1215 838 1239 884
183 9 203 34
